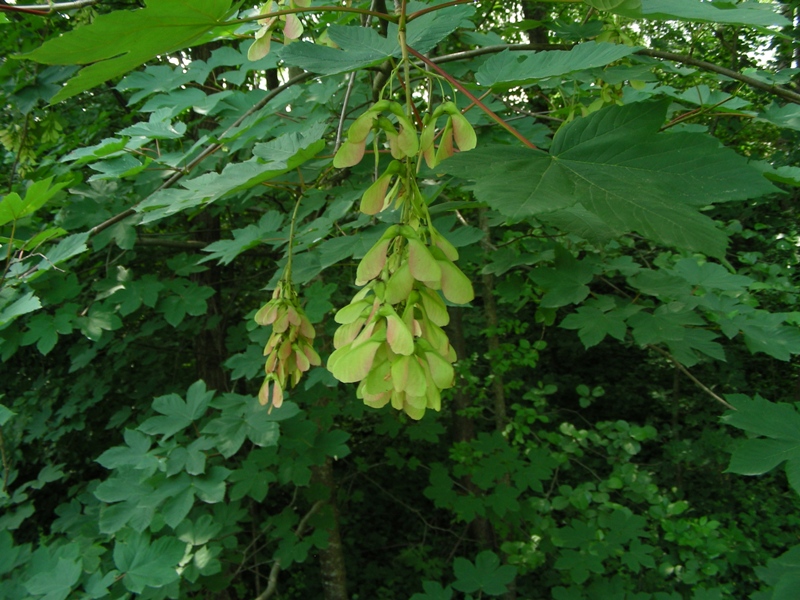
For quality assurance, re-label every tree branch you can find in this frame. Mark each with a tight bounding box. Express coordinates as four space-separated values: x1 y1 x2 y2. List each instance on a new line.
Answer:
136 237 206 249
423 44 800 105
253 500 324 600
637 48 800 105
647 344 735 410
0 0 101 14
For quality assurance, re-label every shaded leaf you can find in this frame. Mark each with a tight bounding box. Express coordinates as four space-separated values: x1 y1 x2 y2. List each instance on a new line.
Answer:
617 0 789 27
453 550 517 596
113 531 185 594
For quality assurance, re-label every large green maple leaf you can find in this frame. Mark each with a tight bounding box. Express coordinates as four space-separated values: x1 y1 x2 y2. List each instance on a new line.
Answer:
440 100 776 257
21 0 232 103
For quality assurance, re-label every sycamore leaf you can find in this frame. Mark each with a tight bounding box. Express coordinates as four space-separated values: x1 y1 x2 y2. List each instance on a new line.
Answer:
666 327 726 367
0 291 41 328
199 211 283 265
24 554 82 600
616 0 789 27
138 381 214 440
440 101 776 257
740 320 800 361
411 581 453 600
670 258 753 292
723 395 800 497
0 177 67 227
113 531 185 594
758 102 800 131
561 306 629 348
756 546 800 600
452 551 517 596
628 305 705 346
529 247 597 308
36 233 90 275
21 0 233 103
476 42 640 89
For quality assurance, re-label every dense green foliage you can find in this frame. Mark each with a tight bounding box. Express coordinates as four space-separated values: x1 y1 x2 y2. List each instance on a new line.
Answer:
3 0 800 598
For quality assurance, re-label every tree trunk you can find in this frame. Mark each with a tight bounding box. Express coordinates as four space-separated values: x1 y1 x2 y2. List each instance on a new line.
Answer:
311 458 349 600
449 307 492 549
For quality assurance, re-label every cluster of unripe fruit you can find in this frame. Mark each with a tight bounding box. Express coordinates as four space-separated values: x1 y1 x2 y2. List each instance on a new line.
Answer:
327 222 473 419
255 280 320 410
256 99 477 419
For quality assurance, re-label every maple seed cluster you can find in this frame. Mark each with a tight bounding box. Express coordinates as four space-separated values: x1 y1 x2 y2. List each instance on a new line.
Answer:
255 281 320 410
328 100 478 419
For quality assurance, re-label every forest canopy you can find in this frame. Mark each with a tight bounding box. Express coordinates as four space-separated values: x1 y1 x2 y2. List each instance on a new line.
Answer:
2 0 800 599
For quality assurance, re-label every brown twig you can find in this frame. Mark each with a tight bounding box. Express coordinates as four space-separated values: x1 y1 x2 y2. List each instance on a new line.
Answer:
407 46 538 150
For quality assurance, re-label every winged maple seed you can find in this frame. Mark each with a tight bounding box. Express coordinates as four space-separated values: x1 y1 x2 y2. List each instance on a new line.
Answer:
255 280 320 410
247 0 310 62
333 100 420 169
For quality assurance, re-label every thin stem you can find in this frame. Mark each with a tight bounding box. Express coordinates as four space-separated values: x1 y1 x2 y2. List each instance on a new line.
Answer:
660 84 745 130
284 194 304 285
0 0 99 12
335 77 357 152
398 0 413 118
648 344 735 410
0 426 9 493
407 46 538 150
8 113 30 193
335 0 378 151
0 218 18 290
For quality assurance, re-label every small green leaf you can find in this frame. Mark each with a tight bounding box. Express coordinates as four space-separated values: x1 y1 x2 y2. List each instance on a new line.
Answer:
411 581 454 600
561 305 628 348
452 550 517 596
0 177 67 227
476 42 639 89
0 291 41 328
617 0 789 27
0 404 15 427
24 556 82 600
